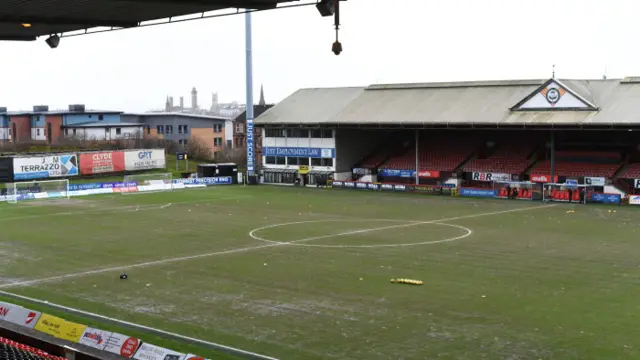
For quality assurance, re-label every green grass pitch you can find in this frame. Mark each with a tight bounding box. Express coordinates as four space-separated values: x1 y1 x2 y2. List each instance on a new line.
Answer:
1 186 640 360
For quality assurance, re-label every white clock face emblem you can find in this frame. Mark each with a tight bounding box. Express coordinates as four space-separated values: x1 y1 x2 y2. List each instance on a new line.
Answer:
546 88 560 104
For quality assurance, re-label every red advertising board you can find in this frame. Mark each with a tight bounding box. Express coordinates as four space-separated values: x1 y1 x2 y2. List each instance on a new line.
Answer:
79 151 125 175
530 174 559 183
418 170 440 178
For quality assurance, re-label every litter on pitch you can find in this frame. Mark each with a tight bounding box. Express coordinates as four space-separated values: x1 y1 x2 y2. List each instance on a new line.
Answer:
390 278 423 285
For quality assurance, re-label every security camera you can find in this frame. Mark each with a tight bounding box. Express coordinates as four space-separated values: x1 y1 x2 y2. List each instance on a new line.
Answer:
332 41 343 56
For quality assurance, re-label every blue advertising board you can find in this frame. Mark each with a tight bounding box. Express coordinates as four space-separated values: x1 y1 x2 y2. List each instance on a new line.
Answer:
460 188 496 198
69 182 137 191
173 177 233 185
590 193 621 205
378 169 414 178
246 121 255 172
263 147 335 158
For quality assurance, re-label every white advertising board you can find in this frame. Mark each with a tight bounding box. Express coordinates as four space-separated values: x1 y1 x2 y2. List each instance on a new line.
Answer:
585 177 606 186
471 172 511 182
184 355 209 360
13 154 79 180
103 332 141 358
630 195 640 206
0 303 41 329
133 343 185 360
634 179 640 189
78 327 112 350
124 150 166 171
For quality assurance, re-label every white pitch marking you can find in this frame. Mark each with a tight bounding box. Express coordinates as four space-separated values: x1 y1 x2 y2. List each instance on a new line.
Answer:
0 204 555 289
249 220 473 248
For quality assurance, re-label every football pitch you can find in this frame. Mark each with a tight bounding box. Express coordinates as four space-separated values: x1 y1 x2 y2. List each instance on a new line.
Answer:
1 186 640 360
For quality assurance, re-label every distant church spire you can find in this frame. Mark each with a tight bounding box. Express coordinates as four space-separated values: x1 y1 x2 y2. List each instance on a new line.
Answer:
259 84 266 106
165 96 170 112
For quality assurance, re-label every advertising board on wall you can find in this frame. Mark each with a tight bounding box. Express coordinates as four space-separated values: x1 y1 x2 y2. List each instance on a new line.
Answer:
79 151 125 175
635 179 640 189
460 188 496 198
590 193 621 205
630 195 640 206
263 147 335 158
530 174 558 183
173 177 233 185
471 172 511 182
133 343 185 360
13 154 78 180
247 120 255 173
585 177 606 186
124 150 166 171
78 327 112 350
378 169 441 178
103 332 141 358
0 302 41 329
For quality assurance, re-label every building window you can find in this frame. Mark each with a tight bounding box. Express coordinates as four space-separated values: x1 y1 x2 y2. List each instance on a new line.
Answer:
178 139 188 147
72 129 77 136
116 128 122 135
276 156 286 165
166 125 173 134
311 129 322 138
157 125 164 134
36 129 40 136
236 123 244 134
98 114 104 121
299 157 310 166
265 128 285 137
311 158 334 167
214 124 223 133
265 156 276 164
286 129 310 138
266 156 286 165
184 125 189 134
178 125 189 134
146 125 151 135
214 137 223 147
322 129 332 138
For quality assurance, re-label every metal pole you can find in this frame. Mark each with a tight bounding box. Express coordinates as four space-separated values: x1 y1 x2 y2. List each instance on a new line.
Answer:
415 130 419 185
550 131 555 186
245 12 255 177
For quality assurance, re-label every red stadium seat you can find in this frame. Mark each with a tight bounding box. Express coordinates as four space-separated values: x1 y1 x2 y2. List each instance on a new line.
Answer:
622 163 640 179
531 160 620 178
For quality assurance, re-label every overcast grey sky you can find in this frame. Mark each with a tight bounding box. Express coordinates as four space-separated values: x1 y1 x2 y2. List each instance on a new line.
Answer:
1 0 639 112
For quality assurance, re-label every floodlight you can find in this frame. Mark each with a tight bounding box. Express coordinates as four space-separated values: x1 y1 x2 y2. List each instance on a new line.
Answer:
45 34 60 49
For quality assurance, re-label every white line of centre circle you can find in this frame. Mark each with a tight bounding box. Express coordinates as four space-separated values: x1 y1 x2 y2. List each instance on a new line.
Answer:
248 219 473 248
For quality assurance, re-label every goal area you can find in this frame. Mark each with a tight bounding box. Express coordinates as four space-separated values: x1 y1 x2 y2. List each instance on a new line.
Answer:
5 179 70 204
492 181 541 201
542 183 595 204
123 173 173 194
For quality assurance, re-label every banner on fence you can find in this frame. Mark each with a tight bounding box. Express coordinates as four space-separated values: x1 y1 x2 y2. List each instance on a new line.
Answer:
133 343 185 360
635 179 640 189
103 333 141 358
124 149 166 171
3 306 41 329
378 169 440 178
13 154 78 180
409 185 452 195
472 172 511 182
530 174 558 183
173 177 232 185
34 313 67 338
460 188 496 198
585 177 605 186
590 193 621 205
78 327 112 350
630 195 640 205
79 151 125 175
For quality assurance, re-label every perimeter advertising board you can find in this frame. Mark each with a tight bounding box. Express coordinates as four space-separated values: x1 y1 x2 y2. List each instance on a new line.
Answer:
133 343 185 360
79 151 125 175
471 172 511 182
0 302 41 329
103 332 141 358
124 150 166 171
635 179 640 189
78 327 112 350
13 154 78 180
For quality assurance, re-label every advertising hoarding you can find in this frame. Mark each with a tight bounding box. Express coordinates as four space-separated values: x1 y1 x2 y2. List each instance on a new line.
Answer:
263 147 335 158
79 151 125 175
13 154 78 180
471 172 511 182
133 343 185 360
103 332 141 358
124 150 166 171
585 177 605 186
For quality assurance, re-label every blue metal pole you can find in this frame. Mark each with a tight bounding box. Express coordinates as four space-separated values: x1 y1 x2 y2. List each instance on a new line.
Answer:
245 11 255 177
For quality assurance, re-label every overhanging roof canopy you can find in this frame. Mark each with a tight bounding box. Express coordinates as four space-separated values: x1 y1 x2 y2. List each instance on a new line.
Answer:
0 0 296 41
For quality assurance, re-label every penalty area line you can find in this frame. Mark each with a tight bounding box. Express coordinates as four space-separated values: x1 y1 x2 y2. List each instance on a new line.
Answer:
0 203 556 289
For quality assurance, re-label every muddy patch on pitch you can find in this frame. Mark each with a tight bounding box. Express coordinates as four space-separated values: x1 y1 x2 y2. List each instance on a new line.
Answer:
19 198 99 208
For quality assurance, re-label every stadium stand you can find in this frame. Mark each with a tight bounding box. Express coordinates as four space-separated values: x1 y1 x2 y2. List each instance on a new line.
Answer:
530 151 622 177
382 135 478 172
0 337 64 360
464 138 539 174
622 163 640 179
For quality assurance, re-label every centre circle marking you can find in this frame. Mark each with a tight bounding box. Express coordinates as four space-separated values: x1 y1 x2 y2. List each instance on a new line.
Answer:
248 219 473 248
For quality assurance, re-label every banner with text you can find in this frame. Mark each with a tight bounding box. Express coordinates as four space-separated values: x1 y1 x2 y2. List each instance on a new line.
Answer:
630 195 640 205
13 154 78 180
0 302 41 329
173 177 232 185
590 193 621 205
471 172 511 182
78 327 112 350
460 188 496 198
79 151 125 175
263 147 335 158
378 169 441 178
585 177 606 186
103 332 141 358
635 179 640 189
133 343 185 360
124 149 166 171
530 174 559 183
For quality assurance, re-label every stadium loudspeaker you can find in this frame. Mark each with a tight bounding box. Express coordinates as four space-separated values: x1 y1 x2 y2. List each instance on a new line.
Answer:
316 0 335 17
45 34 60 49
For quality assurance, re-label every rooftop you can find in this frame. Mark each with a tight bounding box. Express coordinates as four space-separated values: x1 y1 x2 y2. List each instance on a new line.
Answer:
63 121 142 128
124 112 230 121
255 78 640 129
0 0 295 41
